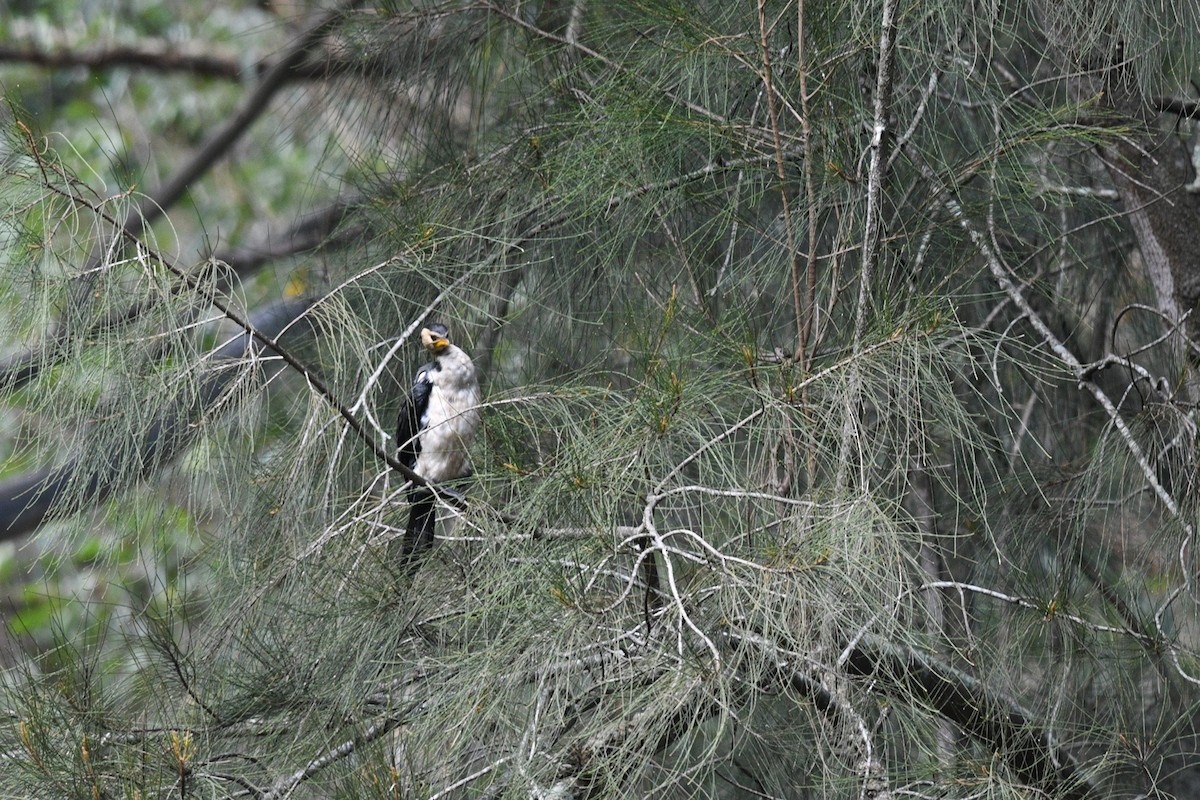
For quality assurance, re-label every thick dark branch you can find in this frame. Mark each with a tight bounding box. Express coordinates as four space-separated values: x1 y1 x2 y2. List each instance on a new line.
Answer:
0 39 345 81
0 40 255 80
1156 96 1200 121
208 197 361 277
842 636 1095 800
0 296 312 541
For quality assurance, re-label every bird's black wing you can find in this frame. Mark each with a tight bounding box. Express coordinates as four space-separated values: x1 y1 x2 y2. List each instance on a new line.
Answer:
400 365 438 559
396 363 434 471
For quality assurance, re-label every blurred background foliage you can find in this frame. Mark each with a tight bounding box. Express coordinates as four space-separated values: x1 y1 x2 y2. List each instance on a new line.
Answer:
0 0 320 662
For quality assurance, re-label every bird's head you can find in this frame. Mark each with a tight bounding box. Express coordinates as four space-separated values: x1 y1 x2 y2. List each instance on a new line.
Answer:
421 323 451 354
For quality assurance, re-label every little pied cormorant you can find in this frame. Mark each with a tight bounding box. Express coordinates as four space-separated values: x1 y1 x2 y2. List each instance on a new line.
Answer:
395 323 481 556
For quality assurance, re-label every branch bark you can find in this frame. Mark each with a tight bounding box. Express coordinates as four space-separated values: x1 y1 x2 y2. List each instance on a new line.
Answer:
0 296 312 541
842 636 1094 800
0 37 357 81
837 0 900 492
0 40 270 80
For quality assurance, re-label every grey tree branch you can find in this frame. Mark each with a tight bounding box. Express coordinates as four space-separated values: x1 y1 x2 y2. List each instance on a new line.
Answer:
209 197 360 277
0 296 312 541
856 0 900 311
837 0 901 492
0 195 356 390
261 708 412 799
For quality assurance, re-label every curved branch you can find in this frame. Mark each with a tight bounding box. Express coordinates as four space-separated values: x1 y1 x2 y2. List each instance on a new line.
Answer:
1155 97 1200 121
0 195 356 390
124 0 364 240
210 198 360 277
842 636 1094 800
0 296 313 541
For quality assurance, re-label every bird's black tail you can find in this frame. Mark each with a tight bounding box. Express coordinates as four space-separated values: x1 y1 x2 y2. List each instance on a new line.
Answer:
402 488 437 559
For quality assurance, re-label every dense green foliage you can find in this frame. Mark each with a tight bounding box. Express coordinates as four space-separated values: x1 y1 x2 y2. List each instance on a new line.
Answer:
2 0 1200 797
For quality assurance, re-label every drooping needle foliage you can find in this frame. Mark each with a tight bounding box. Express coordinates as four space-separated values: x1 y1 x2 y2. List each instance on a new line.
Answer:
1 0 1200 797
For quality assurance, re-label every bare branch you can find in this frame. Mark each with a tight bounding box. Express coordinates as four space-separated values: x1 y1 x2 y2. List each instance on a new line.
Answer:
0 39 262 80
837 0 901 493
124 0 364 240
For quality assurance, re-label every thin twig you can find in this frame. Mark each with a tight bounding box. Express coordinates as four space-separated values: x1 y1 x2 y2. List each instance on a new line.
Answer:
754 1 802 361
836 0 901 493
35 158 433 489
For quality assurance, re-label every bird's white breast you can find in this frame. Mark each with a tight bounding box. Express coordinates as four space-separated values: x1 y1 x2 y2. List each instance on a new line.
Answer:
414 347 481 483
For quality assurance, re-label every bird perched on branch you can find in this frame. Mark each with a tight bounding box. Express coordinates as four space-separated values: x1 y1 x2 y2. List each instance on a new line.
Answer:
395 323 481 557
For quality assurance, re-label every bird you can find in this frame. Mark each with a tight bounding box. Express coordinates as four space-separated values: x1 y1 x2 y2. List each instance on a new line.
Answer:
395 323 481 557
